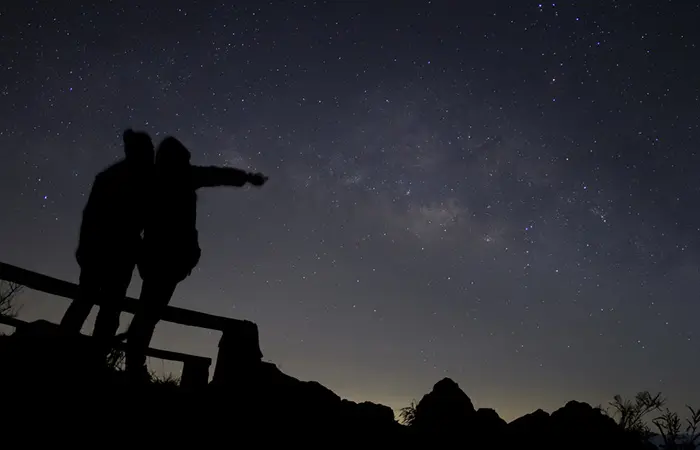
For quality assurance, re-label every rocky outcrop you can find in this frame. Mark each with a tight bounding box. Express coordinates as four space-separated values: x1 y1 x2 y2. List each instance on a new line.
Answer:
394 376 651 449
508 408 551 437
412 377 476 432
547 400 643 449
506 401 651 450
475 407 508 433
0 322 658 448
1 320 401 442
208 359 399 436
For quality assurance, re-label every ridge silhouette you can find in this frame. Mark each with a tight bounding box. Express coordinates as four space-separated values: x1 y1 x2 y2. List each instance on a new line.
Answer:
0 319 679 448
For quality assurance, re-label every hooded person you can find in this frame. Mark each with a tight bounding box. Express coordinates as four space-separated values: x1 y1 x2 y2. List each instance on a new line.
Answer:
60 129 155 351
125 136 267 376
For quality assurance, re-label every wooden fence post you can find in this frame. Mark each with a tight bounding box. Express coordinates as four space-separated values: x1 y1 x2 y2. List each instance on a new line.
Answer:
212 319 263 387
180 359 211 390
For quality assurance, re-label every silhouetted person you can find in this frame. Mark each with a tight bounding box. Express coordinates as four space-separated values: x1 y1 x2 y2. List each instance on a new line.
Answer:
126 136 267 376
60 129 155 354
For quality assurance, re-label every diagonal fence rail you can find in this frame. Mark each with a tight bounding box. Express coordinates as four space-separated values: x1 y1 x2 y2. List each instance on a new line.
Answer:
0 261 262 389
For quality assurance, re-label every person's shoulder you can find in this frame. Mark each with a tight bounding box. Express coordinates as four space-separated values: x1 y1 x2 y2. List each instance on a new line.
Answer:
90 163 120 188
99 160 127 176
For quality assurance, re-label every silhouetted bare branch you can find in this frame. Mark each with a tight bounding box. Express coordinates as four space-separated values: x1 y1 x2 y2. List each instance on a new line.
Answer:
685 405 700 447
653 409 682 449
608 391 665 441
399 400 418 426
0 280 24 318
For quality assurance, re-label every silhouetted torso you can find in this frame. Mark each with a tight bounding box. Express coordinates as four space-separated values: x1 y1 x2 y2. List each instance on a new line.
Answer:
139 165 248 282
76 160 151 269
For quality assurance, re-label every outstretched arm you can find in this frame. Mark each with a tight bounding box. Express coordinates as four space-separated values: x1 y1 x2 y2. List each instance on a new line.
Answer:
191 165 268 189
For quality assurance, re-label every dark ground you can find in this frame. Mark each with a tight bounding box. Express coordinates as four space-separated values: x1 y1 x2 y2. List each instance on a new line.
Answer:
0 320 656 449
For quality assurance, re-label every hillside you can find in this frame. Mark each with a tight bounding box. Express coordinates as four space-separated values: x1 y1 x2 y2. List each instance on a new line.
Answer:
1 319 676 448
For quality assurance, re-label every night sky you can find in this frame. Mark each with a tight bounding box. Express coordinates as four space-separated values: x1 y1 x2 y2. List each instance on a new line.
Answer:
1 1 699 421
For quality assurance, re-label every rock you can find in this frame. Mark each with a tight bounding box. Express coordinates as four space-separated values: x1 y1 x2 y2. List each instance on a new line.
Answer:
475 407 507 431
549 400 638 449
506 401 651 450
0 319 109 388
412 377 476 433
508 408 551 441
211 319 263 386
342 400 397 426
208 359 398 438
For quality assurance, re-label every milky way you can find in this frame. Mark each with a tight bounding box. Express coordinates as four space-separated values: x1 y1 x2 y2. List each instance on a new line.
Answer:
1 1 699 420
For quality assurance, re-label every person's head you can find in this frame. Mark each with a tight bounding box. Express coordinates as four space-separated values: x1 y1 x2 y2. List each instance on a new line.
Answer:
123 129 155 167
156 136 191 172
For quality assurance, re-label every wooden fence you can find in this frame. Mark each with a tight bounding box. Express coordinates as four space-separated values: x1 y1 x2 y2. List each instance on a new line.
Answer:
0 261 262 390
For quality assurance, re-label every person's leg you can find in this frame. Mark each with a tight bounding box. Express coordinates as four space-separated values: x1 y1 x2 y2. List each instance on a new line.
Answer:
59 267 98 333
92 263 134 341
125 277 177 374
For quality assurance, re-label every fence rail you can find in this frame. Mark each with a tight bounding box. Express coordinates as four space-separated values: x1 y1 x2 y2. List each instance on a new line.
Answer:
0 314 27 330
0 314 211 388
0 261 262 389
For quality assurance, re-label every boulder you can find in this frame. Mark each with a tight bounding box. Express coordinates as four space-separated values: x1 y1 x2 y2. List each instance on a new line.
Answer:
412 377 476 433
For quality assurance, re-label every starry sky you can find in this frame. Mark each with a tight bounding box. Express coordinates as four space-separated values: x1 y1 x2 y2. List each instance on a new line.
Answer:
1 0 699 421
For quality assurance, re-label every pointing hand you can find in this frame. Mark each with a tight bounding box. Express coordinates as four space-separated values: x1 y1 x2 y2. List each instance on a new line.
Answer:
248 172 268 186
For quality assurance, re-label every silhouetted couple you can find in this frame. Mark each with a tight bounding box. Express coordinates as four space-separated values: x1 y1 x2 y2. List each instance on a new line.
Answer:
60 129 267 378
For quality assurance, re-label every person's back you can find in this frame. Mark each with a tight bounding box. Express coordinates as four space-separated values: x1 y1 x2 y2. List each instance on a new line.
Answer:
139 137 200 283
139 136 264 282
76 159 148 269
60 129 154 343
